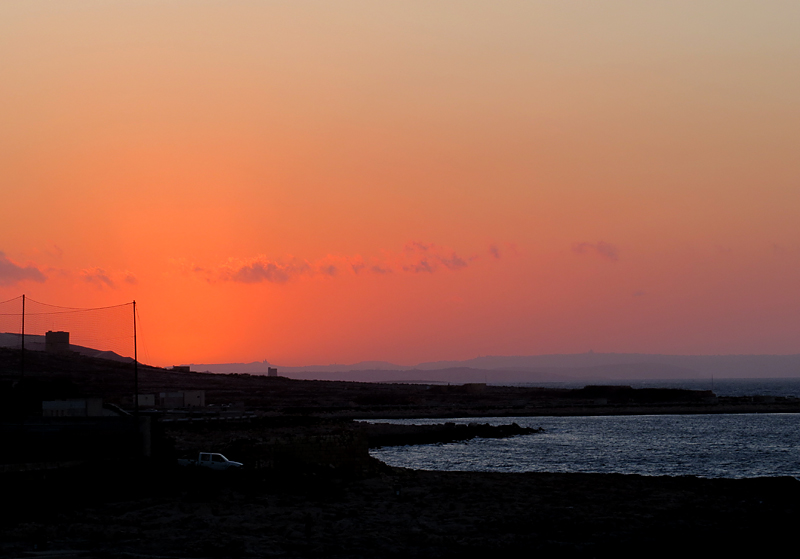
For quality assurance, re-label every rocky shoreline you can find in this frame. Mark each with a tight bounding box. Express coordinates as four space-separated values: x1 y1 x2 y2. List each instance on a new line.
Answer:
160 418 541 472
360 421 542 448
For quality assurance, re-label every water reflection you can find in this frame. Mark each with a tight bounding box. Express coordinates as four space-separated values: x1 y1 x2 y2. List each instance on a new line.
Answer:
367 413 800 478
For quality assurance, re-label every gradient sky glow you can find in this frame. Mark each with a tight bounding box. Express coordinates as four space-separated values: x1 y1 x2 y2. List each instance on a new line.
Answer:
2 1 800 366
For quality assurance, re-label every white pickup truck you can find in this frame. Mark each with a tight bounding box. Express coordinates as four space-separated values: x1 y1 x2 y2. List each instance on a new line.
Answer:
177 452 243 470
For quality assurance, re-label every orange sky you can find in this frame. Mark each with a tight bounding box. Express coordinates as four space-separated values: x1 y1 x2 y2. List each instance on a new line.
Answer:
2 1 800 366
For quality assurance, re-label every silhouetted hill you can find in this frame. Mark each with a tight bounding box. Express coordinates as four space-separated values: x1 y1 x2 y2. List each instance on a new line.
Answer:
0 333 133 363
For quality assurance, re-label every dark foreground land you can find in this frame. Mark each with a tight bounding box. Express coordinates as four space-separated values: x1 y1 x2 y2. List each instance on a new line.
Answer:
2 462 799 558
4 349 800 557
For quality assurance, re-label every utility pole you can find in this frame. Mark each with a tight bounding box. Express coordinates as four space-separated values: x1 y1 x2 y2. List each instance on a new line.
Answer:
20 294 25 379
133 300 138 419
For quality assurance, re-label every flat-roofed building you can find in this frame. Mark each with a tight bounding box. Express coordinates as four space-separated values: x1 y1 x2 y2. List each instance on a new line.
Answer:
45 331 70 353
157 390 205 408
42 398 109 417
159 392 185 408
183 390 205 407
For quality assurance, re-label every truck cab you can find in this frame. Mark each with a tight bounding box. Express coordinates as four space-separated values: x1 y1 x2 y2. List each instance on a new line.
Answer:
178 452 243 470
198 453 243 470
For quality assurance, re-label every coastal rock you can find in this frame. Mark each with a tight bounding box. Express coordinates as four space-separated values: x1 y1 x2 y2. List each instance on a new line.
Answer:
360 421 543 448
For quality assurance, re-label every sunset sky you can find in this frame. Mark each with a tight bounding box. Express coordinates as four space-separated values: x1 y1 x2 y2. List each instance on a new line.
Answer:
2 1 800 367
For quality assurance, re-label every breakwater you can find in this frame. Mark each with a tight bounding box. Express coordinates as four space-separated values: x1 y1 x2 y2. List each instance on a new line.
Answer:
361 421 541 448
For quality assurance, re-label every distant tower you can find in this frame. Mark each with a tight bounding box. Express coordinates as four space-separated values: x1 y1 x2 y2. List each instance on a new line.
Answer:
267 367 278 377
45 331 70 353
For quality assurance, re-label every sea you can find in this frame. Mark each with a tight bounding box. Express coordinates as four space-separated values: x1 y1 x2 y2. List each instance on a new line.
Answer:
366 378 800 479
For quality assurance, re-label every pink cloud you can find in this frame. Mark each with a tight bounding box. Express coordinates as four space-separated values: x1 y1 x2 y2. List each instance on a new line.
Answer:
572 241 619 262
220 257 311 284
0 252 46 286
405 241 434 253
211 240 497 284
439 252 468 270
319 264 338 277
403 259 435 274
400 241 470 274
81 267 115 289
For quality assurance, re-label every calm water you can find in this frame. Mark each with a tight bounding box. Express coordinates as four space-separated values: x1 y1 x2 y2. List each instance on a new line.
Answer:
368 413 800 479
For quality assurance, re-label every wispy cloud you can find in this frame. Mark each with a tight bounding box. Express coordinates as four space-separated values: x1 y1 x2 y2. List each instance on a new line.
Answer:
488 241 520 260
209 241 482 284
572 241 619 262
220 257 311 284
403 259 435 274
79 267 138 289
405 241 433 253
319 264 338 277
401 241 470 274
81 267 116 289
351 260 366 274
0 252 46 286
439 252 468 271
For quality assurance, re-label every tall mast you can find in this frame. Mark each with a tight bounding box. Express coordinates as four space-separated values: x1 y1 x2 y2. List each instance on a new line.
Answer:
133 300 138 418
20 294 25 379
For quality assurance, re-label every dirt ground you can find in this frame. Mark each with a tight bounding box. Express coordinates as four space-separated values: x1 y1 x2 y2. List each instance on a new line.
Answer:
2 461 799 558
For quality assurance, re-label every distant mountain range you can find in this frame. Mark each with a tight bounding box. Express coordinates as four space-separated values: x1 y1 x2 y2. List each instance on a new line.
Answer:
4 330 798 382
188 352 800 382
